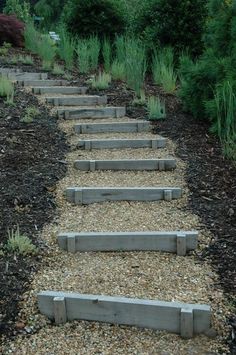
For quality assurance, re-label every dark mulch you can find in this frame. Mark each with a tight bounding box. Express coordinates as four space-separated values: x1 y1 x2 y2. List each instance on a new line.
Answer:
0 86 68 337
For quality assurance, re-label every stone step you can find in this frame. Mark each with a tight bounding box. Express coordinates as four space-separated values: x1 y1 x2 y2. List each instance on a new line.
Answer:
58 231 198 255
57 107 126 119
46 95 107 106
9 72 48 80
18 79 68 87
77 138 166 150
65 187 182 205
74 121 150 134
74 159 176 171
32 86 87 95
37 291 211 338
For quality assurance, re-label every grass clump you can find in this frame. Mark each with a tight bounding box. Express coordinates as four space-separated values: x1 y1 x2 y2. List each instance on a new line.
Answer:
58 29 75 70
103 38 111 72
76 40 90 74
111 60 125 81
125 37 146 96
19 55 34 65
152 47 177 93
0 75 14 103
20 106 40 123
52 64 65 75
147 96 166 120
0 42 11 56
91 72 111 90
133 90 146 106
88 36 100 71
6 226 38 256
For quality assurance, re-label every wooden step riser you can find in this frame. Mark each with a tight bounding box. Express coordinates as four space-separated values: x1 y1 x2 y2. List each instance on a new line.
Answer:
38 291 211 338
57 107 126 119
66 187 182 205
74 121 150 134
46 96 107 106
58 231 198 255
18 80 68 87
9 73 48 80
74 159 176 171
77 138 166 150
33 87 87 95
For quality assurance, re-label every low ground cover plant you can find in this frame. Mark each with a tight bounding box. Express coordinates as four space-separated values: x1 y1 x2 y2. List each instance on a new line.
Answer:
91 72 111 90
0 75 14 103
147 96 166 120
20 106 40 123
6 226 38 256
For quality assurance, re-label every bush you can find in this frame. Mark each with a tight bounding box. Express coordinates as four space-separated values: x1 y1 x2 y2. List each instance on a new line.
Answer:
3 0 30 22
7 226 38 256
0 14 25 47
147 96 166 120
179 0 236 158
152 47 177 93
0 75 14 102
34 0 67 28
135 0 207 56
57 28 75 69
62 0 126 38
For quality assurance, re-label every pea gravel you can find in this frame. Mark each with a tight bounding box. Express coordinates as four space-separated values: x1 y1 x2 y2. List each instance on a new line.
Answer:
1 114 232 355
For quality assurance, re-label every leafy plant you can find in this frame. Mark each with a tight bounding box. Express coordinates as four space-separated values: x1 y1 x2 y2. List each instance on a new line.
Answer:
103 38 111 72
3 0 31 22
58 28 75 70
62 0 125 38
76 40 90 74
0 42 12 56
18 55 34 65
0 75 14 103
24 22 41 53
135 0 207 56
0 14 25 47
20 106 40 123
133 90 146 106
6 226 38 256
152 47 177 93
111 60 125 81
91 72 111 90
88 36 100 71
52 63 64 75
147 96 166 120
125 37 146 96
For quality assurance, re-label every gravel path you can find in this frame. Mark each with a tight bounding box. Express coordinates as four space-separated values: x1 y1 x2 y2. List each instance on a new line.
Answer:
1 107 231 354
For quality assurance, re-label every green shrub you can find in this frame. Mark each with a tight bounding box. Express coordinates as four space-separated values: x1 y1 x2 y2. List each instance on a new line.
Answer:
0 75 14 103
88 36 100 71
76 40 90 74
18 55 34 65
38 36 56 67
111 60 126 81
20 106 40 123
135 0 207 56
62 0 126 38
58 28 75 69
152 47 177 93
147 96 166 120
6 226 38 256
24 22 41 53
115 35 126 64
125 37 146 96
91 72 111 90
52 63 64 75
34 0 67 28
133 90 146 106
103 38 111 72
4 0 31 22
179 0 236 159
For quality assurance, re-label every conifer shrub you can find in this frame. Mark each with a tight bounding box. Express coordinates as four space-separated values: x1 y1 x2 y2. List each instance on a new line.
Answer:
62 0 126 38
135 0 207 56
0 14 25 47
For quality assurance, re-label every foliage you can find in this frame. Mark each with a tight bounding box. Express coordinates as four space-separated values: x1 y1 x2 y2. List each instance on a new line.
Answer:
18 54 34 65
0 42 11 56
20 106 40 123
3 0 31 22
124 37 146 96
179 0 236 158
0 14 25 47
0 75 14 103
6 226 38 256
34 0 67 28
111 60 126 81
24 21 41 52
114 35 126 64
52 63 64 75
133 90 146 106
152 47 177 93
88 36 100 70
91 72 111 90
57 28 75 69
147 96 166 120
62 0 126 38
76 40 90 74
103 38 111 72
135 0 207 56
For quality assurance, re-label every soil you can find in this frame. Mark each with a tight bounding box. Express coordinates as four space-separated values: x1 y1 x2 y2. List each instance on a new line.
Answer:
0 85 68 337
0 56 235 353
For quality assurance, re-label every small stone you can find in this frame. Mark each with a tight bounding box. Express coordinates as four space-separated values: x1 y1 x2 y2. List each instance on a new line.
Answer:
204 328 218 339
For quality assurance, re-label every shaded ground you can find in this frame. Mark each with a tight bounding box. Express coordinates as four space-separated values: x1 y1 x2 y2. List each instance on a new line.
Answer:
0 86 68 337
